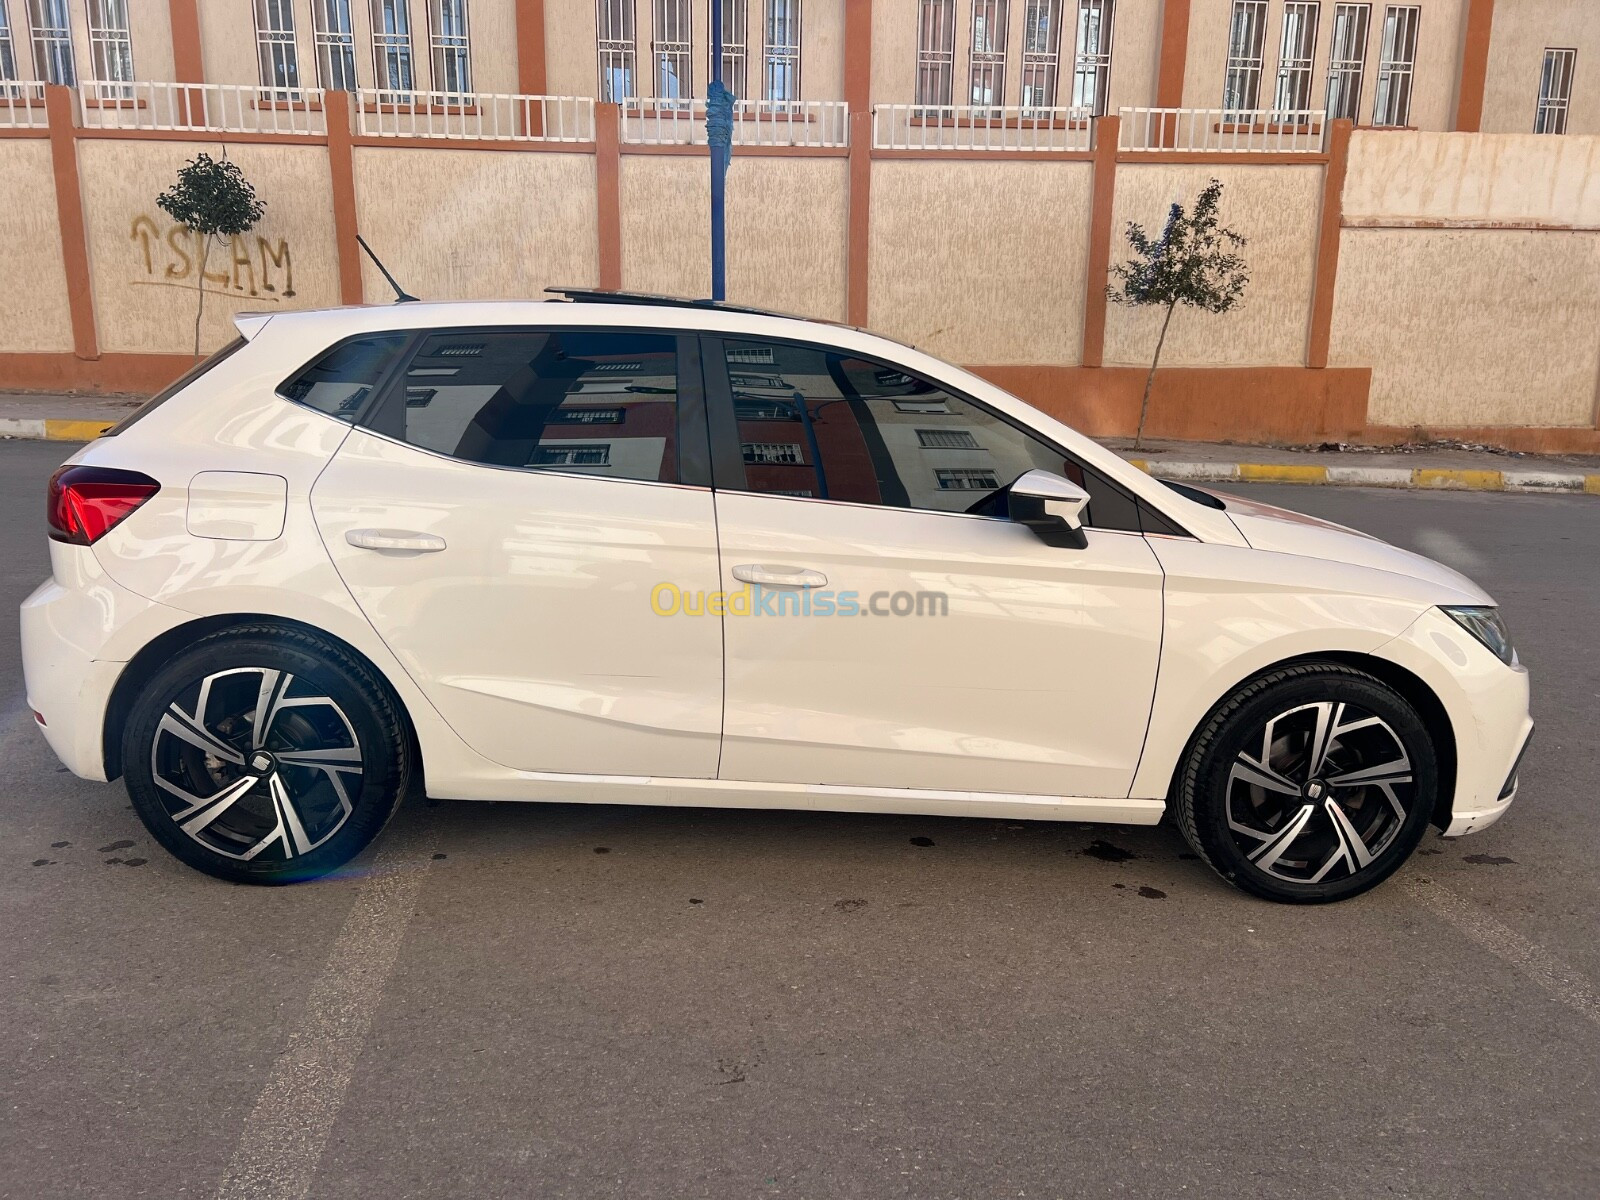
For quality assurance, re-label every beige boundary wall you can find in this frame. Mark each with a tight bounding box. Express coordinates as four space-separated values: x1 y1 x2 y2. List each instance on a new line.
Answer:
0 94 1597 450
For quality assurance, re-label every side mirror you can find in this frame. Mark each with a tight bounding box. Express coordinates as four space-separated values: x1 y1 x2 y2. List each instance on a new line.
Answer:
1007 470 1090 549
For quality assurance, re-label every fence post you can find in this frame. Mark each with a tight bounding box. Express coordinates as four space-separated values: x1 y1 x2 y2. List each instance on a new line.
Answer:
1081 113 1120 369
325 91 365 306
595 102 622 289
846 110 872 326
45 85 98 362
1307 117 1352 369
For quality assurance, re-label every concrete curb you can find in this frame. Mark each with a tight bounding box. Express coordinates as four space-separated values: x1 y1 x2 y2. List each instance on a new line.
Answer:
0 417 117 441
1127 459 1600 496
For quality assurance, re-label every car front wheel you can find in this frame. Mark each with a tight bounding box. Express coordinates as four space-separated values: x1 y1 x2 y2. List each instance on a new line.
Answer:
121 625 411 884
1175 662 1438 904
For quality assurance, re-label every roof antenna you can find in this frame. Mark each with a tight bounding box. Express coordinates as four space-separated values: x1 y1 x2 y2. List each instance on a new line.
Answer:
355 234 418 303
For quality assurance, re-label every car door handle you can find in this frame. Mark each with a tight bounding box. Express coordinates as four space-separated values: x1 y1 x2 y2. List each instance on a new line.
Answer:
731 564 828 589
345 528 447 553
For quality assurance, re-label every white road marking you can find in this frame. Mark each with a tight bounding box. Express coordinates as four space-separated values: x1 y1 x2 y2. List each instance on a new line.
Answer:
1402 875 1600 1028
214 822 438 1200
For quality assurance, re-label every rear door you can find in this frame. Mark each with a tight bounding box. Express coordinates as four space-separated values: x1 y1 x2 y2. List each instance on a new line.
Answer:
307 326 725 777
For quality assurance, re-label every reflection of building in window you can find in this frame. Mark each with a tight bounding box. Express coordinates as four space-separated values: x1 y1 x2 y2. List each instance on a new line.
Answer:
894 399 950 414
734 398 799 420
916 428 980 449
550 407 624 424
936 468 1001 490
435 341 485 357
532 444 611 467
728 346 775 365
744 442 803 464
405 387 437 407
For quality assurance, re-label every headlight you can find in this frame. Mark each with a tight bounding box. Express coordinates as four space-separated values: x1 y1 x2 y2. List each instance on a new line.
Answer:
1440 605 1516 665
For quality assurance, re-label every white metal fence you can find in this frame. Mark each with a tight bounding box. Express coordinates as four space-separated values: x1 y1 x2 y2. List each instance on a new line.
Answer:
872 104 1094 152
1118 107 1326 153
618 98 847 147
354 89 594 141
75 82 329 135
0 84 47 129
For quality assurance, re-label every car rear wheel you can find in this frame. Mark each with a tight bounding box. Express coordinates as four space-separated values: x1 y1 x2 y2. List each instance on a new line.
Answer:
1175 663 1437 904
121 625 411 884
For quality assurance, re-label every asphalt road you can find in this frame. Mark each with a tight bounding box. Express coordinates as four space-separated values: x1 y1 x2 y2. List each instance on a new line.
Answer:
3 438 1597 1199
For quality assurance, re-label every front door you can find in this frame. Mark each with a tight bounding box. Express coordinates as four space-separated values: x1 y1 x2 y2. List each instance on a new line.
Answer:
701 335 1165 799
308 325 724 777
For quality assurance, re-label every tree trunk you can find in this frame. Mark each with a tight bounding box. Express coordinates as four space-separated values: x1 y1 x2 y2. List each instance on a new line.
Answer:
1134 300 1177 451
192 233 211 361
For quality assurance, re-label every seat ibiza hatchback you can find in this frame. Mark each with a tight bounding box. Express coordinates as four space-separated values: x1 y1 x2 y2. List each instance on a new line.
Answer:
22 291 1532 903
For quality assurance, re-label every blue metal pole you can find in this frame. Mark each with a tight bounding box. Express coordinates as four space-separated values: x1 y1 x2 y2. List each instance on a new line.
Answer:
708 0 729 301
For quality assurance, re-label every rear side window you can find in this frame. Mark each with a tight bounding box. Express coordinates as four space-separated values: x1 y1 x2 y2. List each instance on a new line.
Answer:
280 334 409 421
387 329 682 484
106 337 248 436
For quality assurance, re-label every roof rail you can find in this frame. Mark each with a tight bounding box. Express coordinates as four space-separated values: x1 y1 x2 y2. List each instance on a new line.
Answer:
544 286 813 322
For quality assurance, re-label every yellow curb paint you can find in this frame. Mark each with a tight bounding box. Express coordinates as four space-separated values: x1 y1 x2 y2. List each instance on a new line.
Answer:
1414 468 1504 491
44 419 115 440
1585 475 1600 496
1127 459 1149 471
1236 464 1329 483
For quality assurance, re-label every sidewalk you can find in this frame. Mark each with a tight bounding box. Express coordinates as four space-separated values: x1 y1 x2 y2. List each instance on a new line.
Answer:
4 391 1597 495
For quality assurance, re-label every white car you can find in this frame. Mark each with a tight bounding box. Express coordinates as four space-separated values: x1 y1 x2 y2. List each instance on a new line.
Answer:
21 291 1532 903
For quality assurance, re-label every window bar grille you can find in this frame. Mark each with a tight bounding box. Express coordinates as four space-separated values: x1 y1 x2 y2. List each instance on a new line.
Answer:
1324 2 1369 122
1534 47 1575 134
1071 0 1114 116
1222 0 1267 114
1371 4 1418 126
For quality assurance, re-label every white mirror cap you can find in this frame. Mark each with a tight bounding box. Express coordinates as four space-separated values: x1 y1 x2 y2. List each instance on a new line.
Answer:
1011 469 1090 506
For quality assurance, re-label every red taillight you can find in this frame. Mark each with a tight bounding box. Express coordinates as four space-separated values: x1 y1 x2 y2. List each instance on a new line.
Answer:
47 466 160 545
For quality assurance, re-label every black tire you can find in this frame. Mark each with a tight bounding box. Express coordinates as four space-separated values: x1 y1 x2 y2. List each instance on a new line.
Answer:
121 624 411 885
1175 662 1437 904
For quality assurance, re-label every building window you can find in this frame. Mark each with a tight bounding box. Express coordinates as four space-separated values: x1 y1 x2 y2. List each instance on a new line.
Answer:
1273 2 1319 112
597 0 636 100
1371 4 1418 126
312 0 357 91
734 397 799 420
429 0 471 95
27 0 74 85
86 0 134 96
1535 47 1576 134
370 0 414 97
1324 2 1369 121
714 0 746 92
254 0 300 97
1020 0 1064 110
917 428 981 449
936 468 1001 491
743 442 803 465
1222 0 1268 112
916 0 956 108
532 444 612 467
550 407 625 424
763 0 800 102
653 0 691 104
969 0 1008 109
1071 0 1115 115
0 1 17 93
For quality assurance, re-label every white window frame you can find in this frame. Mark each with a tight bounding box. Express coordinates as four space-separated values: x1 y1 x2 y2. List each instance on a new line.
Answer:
762 0 800 102
370 0 415 98
1273 1 1319 114
915 0 956 108
1371 3 1418 127
1020 0 1064 112
312 0 357 92
597 0 637 101
653 0 692 105
1071 0 1115 116
969 0 1009 111
429 0 471 97
1534 47 1575 135
712 0 746 94
1222 0 1268 113
27 0 74 85
254 0 301 99
1324 2 1369 121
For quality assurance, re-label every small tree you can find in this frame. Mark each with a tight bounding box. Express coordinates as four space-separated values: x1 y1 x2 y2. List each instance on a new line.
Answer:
156 153 266 359
1107 179 1249 450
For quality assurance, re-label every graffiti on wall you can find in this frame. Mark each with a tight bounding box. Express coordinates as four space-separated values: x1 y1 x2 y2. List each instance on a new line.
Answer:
129 215 296 301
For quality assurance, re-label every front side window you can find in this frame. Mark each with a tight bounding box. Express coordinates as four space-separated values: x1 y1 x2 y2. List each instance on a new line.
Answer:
1371 4 1418 126
1535 47 1576 134
714 339 1143 530
1273 2 1319 113
597 0 636 101
281 334 409 421
1222 0 1268 113
429 0 471 95
312 0 358 92
254 0 300 97
969 0 1008 110
392 329 681 484
370 0 415 97
86 0 134 96
915 0 956 108
654 0 691 105
1071 0 1115 115
1324 2 1369 121
763 0 800 101
28 0 74 85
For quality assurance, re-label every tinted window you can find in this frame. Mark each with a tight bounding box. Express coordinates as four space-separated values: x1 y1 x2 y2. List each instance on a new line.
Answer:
281 334 409 421
716 339 1141 529
395 330 680 483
